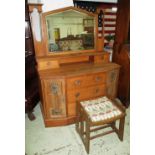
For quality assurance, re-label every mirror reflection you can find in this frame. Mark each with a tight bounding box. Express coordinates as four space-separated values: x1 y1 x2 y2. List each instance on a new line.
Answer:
45 9 95 52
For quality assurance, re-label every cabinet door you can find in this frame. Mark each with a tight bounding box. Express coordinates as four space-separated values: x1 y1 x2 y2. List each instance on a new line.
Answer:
106 69 119 99
43 79 66 118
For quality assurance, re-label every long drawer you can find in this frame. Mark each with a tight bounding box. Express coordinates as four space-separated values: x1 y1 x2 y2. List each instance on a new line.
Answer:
67 72 106 90
67 84 107 103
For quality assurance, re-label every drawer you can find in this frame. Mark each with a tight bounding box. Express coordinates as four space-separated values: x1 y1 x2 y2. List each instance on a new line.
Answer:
90 84 107 97
67 76 90 90
67 87 90 103
67 84 106 103
67 73 106 90
38 60 59 70
91 73 106 85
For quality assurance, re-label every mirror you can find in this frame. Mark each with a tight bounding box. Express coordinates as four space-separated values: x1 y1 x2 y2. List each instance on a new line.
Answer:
45 9 95 53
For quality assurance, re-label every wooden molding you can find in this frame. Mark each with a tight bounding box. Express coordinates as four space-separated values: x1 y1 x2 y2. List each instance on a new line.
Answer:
28 3 43 13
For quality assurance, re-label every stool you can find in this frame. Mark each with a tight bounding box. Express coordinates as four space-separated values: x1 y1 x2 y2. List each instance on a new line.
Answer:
76 96 126 154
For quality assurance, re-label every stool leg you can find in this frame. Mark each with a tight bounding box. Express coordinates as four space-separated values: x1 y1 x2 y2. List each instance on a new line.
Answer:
118 116 125 141
80 113 84 136
76 101 80 133
111 122 116 128
85 119 90 154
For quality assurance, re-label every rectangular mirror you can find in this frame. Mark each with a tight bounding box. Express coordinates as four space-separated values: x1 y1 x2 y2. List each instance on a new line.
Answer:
44 8 96 53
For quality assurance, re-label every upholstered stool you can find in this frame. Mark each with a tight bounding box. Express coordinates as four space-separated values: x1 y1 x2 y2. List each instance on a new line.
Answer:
76 96 126 154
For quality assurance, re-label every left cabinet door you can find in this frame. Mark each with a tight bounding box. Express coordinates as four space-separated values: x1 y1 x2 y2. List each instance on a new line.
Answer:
43 79 66 118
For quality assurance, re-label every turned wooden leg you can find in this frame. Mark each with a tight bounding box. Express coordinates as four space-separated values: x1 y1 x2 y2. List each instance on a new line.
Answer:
79 109 85 142
27 111 36 121
111 122 116 128
76 101 80 133
118 116 125 141
85 119 90 154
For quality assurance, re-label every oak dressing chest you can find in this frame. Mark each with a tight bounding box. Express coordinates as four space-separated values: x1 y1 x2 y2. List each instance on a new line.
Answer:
28 5 120 127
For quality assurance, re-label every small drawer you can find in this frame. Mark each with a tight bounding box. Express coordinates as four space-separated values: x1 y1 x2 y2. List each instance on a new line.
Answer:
67 84 106 103
38 60 59 70
67 76 87 90
90 84 106 97
67 88 90 103
92 73 106 85
94 53 110 63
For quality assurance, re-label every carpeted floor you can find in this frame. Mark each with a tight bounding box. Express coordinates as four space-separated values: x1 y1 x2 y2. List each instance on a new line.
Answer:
25 102 130 155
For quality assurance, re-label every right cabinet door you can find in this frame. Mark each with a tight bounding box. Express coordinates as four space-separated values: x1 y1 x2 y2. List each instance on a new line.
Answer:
106 69 119 99
43 79 66 119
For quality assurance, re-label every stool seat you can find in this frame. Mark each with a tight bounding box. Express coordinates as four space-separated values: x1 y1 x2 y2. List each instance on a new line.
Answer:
80 96 122 122
76 96 126 154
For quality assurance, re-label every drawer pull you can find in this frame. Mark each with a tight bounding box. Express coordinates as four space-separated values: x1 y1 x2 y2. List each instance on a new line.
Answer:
74 80 81 86
95 77 101 82
51 83 59 94
95 88 99 93
47 61 51 66
51 109 62 115
75 92 80 98
110 72 116 82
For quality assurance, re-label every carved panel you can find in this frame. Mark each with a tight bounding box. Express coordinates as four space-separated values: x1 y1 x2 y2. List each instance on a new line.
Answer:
107 69 119 84
43 79 66 118
106 69 119 99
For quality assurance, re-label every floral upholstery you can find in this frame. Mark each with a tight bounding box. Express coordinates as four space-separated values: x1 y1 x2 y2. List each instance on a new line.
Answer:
80 96 122 122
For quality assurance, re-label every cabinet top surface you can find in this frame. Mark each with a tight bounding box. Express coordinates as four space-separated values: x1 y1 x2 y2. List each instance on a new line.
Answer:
38 62 120 79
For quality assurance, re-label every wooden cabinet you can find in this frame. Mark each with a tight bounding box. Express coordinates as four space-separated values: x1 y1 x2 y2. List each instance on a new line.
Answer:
39 63 120 127
28 5 120 127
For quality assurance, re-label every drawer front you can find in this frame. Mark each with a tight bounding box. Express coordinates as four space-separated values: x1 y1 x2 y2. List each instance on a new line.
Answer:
67 76 90 90
67 84 106 103
38 60 59 70
67 73 106 90
91 73 106 85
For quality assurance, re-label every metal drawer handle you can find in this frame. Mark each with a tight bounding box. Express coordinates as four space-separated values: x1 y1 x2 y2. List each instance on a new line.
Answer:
95 88 99 93
75 92 80 98
110 72 116 82
51 109 62 115
95 77 101 82
74 80 81 85
47 61 51 66
51 83 59 94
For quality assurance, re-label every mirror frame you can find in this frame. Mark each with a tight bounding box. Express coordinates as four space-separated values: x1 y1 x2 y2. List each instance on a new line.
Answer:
41 6 98 56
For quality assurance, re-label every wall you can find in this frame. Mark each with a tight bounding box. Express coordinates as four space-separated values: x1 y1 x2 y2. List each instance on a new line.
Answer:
28 0 74 12
75 0 117 3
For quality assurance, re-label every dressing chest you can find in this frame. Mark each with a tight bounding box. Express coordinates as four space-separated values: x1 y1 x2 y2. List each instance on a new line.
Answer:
28 5 120 127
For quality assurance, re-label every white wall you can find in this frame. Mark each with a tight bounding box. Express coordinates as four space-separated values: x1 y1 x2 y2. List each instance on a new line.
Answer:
75 0 117 3
42 0 74 12
28 0 74 12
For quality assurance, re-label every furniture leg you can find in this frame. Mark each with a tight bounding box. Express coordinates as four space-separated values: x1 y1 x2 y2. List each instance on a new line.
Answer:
76 101 80 133
118 116 125 141
85 118 90 154
27 111 36 121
